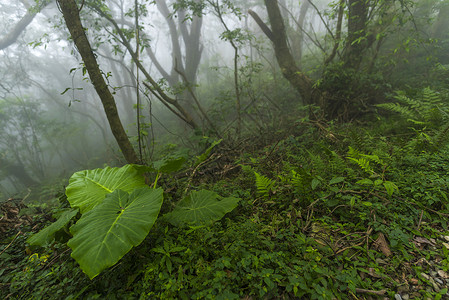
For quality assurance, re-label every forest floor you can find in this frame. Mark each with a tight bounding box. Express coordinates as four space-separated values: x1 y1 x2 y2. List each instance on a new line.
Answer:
1 120 449 300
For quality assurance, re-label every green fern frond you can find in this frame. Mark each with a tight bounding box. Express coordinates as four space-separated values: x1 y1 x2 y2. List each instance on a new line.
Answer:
347 146 360 158
360 154 384 166
254 171 275 198
377 88 444 125
376 102 415 119
348 157 374 174
329 151 346 174
395 94 421 111
307 151 327 173
290 170 303 188
431 121 449 150
422 87 440 105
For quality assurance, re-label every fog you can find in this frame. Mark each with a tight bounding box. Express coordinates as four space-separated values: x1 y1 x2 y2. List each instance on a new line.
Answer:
1 0 447 201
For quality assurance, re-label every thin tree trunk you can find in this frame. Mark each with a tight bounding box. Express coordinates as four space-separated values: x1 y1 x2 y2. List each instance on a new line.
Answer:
57 0 140 164
324 0 344 66
0 1 51 50
91 4 199 129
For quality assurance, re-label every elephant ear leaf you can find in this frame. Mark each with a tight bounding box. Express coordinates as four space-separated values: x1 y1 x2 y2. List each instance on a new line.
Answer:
66 164 147 213
27 208 79 247
67 187 163 279
164 189 239 227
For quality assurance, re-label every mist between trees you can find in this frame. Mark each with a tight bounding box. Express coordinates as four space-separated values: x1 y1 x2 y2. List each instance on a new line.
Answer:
1 0 448 199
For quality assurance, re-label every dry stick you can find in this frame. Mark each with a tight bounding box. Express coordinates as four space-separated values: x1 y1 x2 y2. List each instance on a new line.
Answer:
334 228 372 256
334 239 365 256
0 231 21 256
366 226 372 257
355 288 387 296
183 153 220 197
417 209 424 231
302 206 314 233
22 188 32 202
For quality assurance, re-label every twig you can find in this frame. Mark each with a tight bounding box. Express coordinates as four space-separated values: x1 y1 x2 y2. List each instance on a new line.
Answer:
355 288 387 295
417 209 424 231
0 231 22 256
183 154 219 197
22 188 32 202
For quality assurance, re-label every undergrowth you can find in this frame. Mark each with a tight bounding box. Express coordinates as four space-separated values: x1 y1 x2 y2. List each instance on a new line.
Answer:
2 93 449 299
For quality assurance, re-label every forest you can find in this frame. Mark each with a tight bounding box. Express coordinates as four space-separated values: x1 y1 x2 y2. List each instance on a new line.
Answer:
1 0 449 299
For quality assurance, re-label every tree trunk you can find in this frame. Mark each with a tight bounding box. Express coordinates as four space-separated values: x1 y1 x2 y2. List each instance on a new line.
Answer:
343 0 369 69
57 0 140 164
249 0 323 107
0 1 51 50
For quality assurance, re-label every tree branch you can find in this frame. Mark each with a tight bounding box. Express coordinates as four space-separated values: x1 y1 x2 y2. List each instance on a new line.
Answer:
248 9 275 42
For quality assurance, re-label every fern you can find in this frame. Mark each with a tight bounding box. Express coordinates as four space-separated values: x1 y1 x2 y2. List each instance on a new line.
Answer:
329 151 346 174
347 146 387 175
290 170 303 189
422 87 441 105
347 146 360 158
432 121 449 149
376 88 444 126
361 154 384 166
348 157 374 174
376 102 415 120
254 171 275 199
307 151 327 173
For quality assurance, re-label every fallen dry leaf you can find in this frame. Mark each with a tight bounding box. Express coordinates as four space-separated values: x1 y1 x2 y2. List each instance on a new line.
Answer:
437 270 449 279
367 267 382 278
373 233 392 257
413 236 436 246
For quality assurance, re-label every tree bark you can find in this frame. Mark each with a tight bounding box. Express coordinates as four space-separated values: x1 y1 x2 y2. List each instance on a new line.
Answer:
249 0 322 107
343 0 369 69
57 0 140 164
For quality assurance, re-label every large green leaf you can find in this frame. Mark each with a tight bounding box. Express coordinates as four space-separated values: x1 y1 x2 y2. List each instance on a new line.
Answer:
164 190 239 227
66 164 147 213
68 187 163 279
153 157 186 173
27 208 79 247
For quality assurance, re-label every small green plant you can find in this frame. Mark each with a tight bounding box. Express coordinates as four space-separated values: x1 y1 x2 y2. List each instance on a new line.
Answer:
376 88 444 126
254 171 276 199
28 162 239 279
376 87 449 150
347 147 398 196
